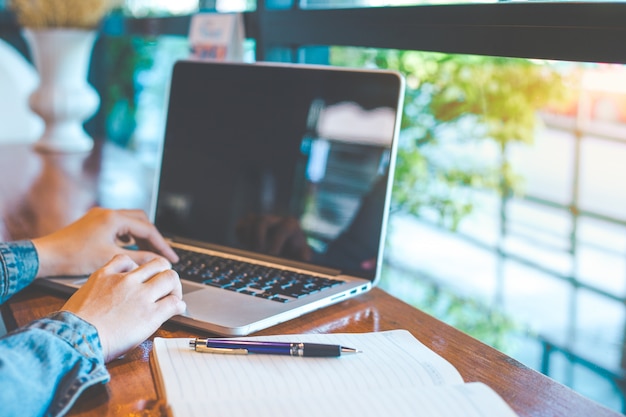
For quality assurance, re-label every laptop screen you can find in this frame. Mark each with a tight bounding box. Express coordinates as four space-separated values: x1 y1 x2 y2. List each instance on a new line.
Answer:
155 61 404 281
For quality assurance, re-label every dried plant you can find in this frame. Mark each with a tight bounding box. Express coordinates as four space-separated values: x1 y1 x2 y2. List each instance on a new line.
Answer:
10 0 120 29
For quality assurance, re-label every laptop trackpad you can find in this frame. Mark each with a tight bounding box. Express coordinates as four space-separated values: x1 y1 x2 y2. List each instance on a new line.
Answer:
182 281 205 294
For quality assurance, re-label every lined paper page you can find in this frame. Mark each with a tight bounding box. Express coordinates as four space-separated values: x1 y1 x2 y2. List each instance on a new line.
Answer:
170 382 519 417
154 330 462 403
152 330 516 417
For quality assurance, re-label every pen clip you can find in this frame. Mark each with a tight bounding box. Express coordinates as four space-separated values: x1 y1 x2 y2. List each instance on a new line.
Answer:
195 346 249 355
190 339 248 354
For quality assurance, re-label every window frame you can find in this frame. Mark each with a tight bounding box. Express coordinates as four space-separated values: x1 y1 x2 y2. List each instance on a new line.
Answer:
3 2 622 63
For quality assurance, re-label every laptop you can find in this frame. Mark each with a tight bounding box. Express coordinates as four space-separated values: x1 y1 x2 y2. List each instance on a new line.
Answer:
44 60 405 336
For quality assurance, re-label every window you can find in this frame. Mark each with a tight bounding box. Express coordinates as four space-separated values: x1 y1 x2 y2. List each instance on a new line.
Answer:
249 3 626 412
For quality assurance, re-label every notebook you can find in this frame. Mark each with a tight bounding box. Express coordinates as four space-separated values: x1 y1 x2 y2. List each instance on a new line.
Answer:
151 330 520 417
43 60 405 336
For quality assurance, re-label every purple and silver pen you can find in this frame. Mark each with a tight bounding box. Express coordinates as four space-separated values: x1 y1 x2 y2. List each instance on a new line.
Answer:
189 338 361 357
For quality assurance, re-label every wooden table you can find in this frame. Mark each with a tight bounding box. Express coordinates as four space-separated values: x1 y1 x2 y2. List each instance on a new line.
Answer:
0 141 621 417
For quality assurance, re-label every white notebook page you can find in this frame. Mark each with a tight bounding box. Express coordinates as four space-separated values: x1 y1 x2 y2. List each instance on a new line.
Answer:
152 330 518 417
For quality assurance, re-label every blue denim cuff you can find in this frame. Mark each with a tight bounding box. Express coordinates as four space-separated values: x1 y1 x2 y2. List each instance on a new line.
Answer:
27 311 106 364
25 311 110 416
0 240 39 303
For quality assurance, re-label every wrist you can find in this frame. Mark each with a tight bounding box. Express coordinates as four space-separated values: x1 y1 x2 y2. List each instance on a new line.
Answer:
32 236 60 278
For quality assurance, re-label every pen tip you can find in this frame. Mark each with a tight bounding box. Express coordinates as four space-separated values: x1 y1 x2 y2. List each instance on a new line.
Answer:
341 347 361 354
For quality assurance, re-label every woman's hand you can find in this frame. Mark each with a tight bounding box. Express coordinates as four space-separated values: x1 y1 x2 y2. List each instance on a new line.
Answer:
62 255 186 362
32 207 179 278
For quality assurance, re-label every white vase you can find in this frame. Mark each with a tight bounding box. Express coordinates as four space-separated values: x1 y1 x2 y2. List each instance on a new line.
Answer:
23 28 100 153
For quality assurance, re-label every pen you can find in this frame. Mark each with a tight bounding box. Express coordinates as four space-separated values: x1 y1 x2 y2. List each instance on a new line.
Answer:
189 338 361 357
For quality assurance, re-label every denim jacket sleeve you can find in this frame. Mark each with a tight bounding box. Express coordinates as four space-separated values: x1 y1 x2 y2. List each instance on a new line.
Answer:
0 240 39 304
0 242 111 417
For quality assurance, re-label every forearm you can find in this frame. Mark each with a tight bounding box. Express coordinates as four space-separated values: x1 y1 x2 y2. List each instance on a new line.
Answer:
0 311 110 417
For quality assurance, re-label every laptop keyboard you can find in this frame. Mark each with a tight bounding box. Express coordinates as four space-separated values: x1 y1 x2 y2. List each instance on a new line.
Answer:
172 247 345 303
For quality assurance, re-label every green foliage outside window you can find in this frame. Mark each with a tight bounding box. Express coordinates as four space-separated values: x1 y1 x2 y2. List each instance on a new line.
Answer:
330 48 571 229
329 47 570 350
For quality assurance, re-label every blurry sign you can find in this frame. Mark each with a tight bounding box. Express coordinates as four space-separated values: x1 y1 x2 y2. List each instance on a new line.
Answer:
189 13 244 61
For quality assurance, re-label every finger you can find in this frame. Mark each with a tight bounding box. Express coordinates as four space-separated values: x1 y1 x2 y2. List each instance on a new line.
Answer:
134 233 178 263
123 249 170 267
116 209 151 222
153 293 187 319
128 257 173 284
100 254 140 275
143 268 183 302
115 216 179 263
